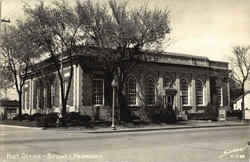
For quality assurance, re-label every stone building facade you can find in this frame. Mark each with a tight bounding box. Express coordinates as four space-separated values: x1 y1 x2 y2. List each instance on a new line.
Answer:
21 51 230 121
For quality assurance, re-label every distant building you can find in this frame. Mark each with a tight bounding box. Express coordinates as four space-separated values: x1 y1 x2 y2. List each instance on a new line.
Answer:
233 91 250 110
21 49 230 120
0 99 19 120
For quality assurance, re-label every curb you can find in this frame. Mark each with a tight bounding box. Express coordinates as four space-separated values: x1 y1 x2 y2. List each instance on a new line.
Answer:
84 123 250 134
0 124 43 130
0 123 249 133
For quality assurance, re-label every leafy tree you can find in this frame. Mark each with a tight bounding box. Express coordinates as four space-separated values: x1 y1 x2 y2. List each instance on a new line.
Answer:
230 46 250 119
22 1 87 118
0 62 13 99
76 0 171 120
0 24 41 117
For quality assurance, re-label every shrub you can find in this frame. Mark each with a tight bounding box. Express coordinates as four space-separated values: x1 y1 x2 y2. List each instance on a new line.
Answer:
30 113 42 121
80 115 92 123
61 112 91 127
227 110 242 119
151 108 177 123
202 104 218 121
13 113 31 121
36 113 59 127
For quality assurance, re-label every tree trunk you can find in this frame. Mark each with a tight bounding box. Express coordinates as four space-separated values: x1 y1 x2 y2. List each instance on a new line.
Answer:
118 91 128 121
241 85 245 120
117 83 131 122
18 92 22 120
61 99 67 117
60 81 66 118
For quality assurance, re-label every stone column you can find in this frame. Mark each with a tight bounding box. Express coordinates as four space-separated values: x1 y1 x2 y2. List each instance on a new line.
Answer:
227 80 230 109
73 65 77 111
158 73 164 96
30 79 34 115
44 87 47 114
157 73 165 108
206 77 211 105
77 65 83 112
192 78 196 112
176 74 180 111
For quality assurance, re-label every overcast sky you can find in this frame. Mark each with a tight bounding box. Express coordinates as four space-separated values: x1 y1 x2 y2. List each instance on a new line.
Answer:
1 0 250 61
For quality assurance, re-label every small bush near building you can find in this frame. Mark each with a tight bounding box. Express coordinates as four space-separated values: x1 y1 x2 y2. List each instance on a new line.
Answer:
60 112 91 127
36 113 59 127
227 110 242 119
30 113 42 121
202 104 218 121
151 108 177 123
13 113 31 121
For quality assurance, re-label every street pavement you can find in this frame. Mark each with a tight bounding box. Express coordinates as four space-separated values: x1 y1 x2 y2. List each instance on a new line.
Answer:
0 124 249 162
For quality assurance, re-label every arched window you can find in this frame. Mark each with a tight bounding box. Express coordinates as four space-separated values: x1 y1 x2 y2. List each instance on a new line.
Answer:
145 76 155 105
180 79 189 105
196 80 203 105
126 76 137 105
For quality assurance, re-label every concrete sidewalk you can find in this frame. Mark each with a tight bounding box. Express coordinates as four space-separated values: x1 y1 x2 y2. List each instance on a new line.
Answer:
46 120 250 133
1 119 249 133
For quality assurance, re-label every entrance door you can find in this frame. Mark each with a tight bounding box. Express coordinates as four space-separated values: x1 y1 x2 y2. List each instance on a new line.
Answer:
164 88 177 109
165 95 173 109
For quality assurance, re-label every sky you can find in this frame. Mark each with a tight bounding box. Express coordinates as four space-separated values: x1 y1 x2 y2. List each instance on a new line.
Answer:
1 0 250 62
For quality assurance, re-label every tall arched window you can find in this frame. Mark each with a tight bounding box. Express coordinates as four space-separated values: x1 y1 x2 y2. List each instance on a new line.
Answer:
126 76 137 105
145 76 155 105
196 80 203 105
180 79 189 105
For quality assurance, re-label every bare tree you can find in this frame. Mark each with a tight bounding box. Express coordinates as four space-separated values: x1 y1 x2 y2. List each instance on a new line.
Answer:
76 0 171 120
22 1 87 119
230 46 250 120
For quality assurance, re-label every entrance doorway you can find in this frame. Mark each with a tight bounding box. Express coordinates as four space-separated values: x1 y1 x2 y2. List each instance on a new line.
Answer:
165 95 173 109
164 88 177 109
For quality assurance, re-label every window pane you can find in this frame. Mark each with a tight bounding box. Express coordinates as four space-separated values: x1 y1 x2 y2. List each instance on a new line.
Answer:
196 80 203 105
180 79 188 105
216 87 222 105
145 77 155 105
127 77 136 105
93 79 104 105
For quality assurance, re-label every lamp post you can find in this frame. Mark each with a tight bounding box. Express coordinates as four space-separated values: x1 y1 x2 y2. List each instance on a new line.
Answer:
111 75 118 130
